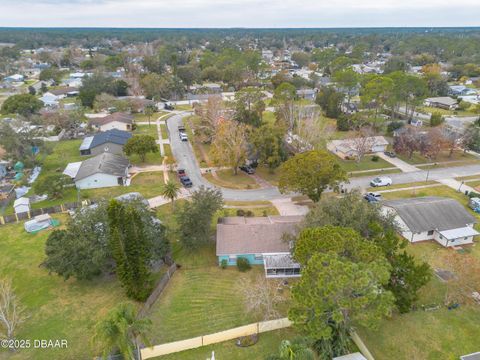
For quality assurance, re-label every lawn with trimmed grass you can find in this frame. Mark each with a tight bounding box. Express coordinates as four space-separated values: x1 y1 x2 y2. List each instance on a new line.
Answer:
134 124 158 139
360 239 480 359
397 150 478 165
339 155 394 172
348 168 402 178
147 264 292 346
156 328 297 360
204 169 260 190
254 165 280 186
0 215 137 360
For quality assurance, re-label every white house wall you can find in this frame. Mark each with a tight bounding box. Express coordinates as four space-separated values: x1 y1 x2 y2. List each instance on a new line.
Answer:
434 231 474 247
75 173 123 189
99 121 131 132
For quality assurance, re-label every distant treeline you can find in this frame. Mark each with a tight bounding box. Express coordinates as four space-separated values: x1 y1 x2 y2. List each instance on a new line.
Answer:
1 27 480 52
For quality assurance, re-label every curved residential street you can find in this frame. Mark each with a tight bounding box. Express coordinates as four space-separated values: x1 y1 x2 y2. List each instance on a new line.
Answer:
166 112 480 201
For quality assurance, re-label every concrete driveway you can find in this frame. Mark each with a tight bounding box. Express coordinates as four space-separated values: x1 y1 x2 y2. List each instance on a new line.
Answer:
376 152 419 173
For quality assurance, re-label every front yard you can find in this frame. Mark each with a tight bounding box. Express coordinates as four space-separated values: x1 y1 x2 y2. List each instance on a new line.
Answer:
397 150 478 166
339 155 394 172
204 169 260 190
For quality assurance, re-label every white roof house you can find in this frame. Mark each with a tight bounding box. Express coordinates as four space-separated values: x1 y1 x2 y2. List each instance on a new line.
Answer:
424 97 458 110
382 197 479 247
327 136 389 159
13 197 30 214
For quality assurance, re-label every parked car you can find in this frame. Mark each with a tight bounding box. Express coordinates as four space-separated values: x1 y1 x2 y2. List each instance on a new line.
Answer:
384 151 396 158
177 168 186 178
239 164 255 174
469 197 480 212
370 176 392 187
164 103 175 110
179 132 188 141
179 176 193 188
363 192 382 203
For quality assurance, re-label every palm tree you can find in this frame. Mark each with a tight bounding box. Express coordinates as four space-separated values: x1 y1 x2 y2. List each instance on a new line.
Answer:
92 303 151 360
144 105 155 128
162 180 180 210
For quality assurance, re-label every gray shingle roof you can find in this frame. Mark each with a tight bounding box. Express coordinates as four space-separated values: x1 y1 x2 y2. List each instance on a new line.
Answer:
383 197 477 233
216 216 303 256
74 153 129 181
88 129 132 149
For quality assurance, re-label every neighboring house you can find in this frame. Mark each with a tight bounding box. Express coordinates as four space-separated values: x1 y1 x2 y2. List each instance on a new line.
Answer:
71 153 130 189
424 97 458 110
3 74 24 83
382 197 479 247
327 136 389 159
13 197 30 214
0 160 9 179
449 85 477 96
296 88 317 101
89 112 133 132
216 216 303 278
39 93 60 108
79 129 132 156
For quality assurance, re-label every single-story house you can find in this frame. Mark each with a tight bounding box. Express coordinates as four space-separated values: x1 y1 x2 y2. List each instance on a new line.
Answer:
13 197 30 214
3 74 24 83
216 216 303 278
424 97 458 110
327 136 389 159
72 152 130 189
296 88 317 101
449 85 477 96
89 112 133 132
382 197 479 247
79 129 132 156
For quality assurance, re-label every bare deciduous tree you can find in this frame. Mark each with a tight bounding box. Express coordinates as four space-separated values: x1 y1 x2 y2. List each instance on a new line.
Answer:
210 120 249 174
0 278 27 341
350 127 376 163
194 96 226 143
238 275 285 321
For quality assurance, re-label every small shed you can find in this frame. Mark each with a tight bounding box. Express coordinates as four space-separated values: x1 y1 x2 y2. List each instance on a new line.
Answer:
24 214 54 233
13 197 30 214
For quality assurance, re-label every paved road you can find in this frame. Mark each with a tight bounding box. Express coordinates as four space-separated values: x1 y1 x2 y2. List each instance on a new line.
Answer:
167 113 480 201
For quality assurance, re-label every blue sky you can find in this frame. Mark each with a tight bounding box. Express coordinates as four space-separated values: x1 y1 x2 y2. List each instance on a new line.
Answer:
1 0 479 28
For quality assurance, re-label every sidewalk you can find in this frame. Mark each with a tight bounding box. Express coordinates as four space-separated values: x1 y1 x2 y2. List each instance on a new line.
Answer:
376 152 420 173
271 198 309 216
436 178 476 193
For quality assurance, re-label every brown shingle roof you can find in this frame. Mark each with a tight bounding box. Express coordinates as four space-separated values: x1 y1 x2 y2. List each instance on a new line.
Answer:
216 216 303 256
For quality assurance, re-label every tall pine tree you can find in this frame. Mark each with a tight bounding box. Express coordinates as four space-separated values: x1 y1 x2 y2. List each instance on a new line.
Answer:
108 200 152 301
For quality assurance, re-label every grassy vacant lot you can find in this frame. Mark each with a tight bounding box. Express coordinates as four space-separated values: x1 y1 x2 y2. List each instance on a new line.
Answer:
157 328 297 360
255 165 280 186
0 215 136 360
204 169 260 190
339 155 393 172
397 150 478 165
134 124 158 139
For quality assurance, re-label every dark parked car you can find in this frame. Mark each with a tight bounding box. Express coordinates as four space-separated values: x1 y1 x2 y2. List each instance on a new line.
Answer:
384 151 396 158
239 165 255 174
363 192 382 203
164 103 175 110
180 176 193 188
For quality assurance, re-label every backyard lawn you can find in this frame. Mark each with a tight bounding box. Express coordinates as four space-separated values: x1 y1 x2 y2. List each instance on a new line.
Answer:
156 328 297 360
0 215 137 360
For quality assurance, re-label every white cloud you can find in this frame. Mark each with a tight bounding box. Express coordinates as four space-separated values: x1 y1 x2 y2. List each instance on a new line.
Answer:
0 0 479 27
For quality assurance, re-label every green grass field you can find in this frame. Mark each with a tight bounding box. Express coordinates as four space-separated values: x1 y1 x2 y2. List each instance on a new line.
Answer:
339 155 393 172
397 150 478 165
134 124 159 139
204 170 259 190
254 165 280 186
156 328 297 360
0 215 136 360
